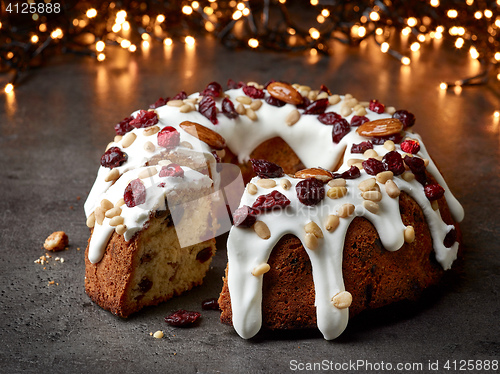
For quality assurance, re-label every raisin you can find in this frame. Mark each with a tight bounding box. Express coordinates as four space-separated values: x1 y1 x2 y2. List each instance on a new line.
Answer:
296 178 325 206
165 310 201 327
350 115 369 127
138 277 153 293
265 96 286 107
201 298 220 311
243 85 265 99
124 178 146 208
332 165 361 180
443 228 457 248
150 97 169 109
250 159 284 178
400 139 421 154
393 110 416 129
370 132 404 145
129 110 159 128
172 91 188 100
362 158 385 175
114 116 135 135
196 247 212 263
369 99 385 114
382 151 405 176
198 95 218 125
157 126 180 149
296 96 310 110
159 163 184 178
303 98 328 115
424 183 445 201
404 155 427 184
318 111 342 125
201 81 223 97
332 118 351 143
233 205 258 227
221 97 238 119
252 190 291 212
351 141 373 154
100 146 128 169
227 79 245 89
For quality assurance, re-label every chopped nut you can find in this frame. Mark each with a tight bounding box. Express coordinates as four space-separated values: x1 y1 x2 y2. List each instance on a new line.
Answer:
167 99 184 107
179 104 193 113
253 221 271 240
304 221 323 238
327 186 348 199
328 178 346 188
138 167 158 179
104 168 120 182
100 199 114 211
247 183 258 195
404 226 415 243
363 200 379 214
143 141 155 153
86 212 96 228
385 179 401 198
250 100 263 111
285 109 301 126
115 198 126 208
115 224 127 235
252 263 271 276
338 203 355 218
109 216 124 227
246 108 258 121
328 94 341 105
121 132 137 148
331 291 352 309
236 96 252 105
325 214 340 232
105 207 122 219
376 171 393 184
43 231 68 252
236 103 246 115
280 179 292 190
143 126 160 136
95 207 105 225
304 233 318 250
384 140 396 151
347 158 364 167
362 190 382 202
256 179 277 189
402 171 415 182
364 149 378 158
153 331 164 339
358 178 377 192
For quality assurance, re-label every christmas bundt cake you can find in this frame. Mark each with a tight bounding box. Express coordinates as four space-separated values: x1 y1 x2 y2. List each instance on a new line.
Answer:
84 80 463 339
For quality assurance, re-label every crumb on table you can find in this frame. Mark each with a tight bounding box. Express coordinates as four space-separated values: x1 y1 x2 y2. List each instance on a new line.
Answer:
43 231 69 251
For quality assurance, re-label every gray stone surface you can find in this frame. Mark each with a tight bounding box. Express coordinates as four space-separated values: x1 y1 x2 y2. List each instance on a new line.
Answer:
0 36 498 373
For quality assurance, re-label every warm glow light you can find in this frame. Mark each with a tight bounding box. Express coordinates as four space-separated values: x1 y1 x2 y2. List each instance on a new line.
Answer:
469 46 479 59
410 42 420 51
447 9 458 18
50 28 63 39
141 33 150 41
116 10 127 19
111 23 121 33
182 5 193 15
242 7 250 16
163 37 173 46
407 17 417 27
237 2 245 10
204 6 214 15
401 57 411 65
381 42 389 53
97 53 106 61
317 15 325 23
474 11 482 19
358 26 366 38
430 0 439 7
120 39 131 49
4 83 14 93
86 8 97 18
233 10 243 20
321 9 330 17
440 82 448 90
248 38 259 48
157 14 165 23
0 21 2 30
96 40 105 52
436 26 444 33
417 34 425 42
467 0 474 4
6 51 13 59
122 21 130 31
375 28 383 35
310 48 318 56
288 27 296 35
142 40 150 48
310 28 320 39
128 44 136 52
192 1 200 9
370 12 380 21
39 23 47 32
401 27 411 36
494 111 500 118
31 35 39 43
496 19 500 28
205 21 215 32
484 9 493 18
185 36 195 46
494 52 500 61
455 37 464 48
310 0 318 5
279 0 286 3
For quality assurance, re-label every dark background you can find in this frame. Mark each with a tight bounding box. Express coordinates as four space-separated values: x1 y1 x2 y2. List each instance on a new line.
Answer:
0 32 499 373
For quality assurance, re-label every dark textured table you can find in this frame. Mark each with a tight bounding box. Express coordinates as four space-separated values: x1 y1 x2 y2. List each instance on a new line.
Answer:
1 36 499 373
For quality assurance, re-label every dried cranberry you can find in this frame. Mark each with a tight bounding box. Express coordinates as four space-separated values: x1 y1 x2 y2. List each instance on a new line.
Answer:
350 115 369 127
124 178 146 208
201 298 220 311
221 97 238 119
371 132 404 145
227 79 245 89
332 165 361 180
265 96 286 107
172 91 188 100
252 190 291 212
100 146 128 169
424 183 445 201
201 81 223 97
382 151 405 176
243 85 265 99
303 98 328 115
157 182 166 188
250 159 284 178
296 96 311 110
319 84 332 95
332 118 351 143
362 158 385 175
196 247 212 263
351 141 373 154
393 110 415 129
404 155 426 174
159 163 184 178
129 110 159 128
149 97 169 109
157 126 180 149
443 228 457 248
318 111 342 125
165 309 201 327
198 95 218 125
296 178 325 206
264 79 277 88
211 151 221 163
114 116 135 136
401 139 421 154
369 99 385 114
233 205 258 227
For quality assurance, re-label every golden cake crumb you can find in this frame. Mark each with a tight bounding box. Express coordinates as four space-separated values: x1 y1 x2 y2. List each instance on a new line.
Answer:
43 231 68 251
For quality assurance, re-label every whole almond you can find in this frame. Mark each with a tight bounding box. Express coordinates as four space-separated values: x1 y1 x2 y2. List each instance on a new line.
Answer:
356 118 403 138
294 168 332 182
267 82 303 105
179 121 226 150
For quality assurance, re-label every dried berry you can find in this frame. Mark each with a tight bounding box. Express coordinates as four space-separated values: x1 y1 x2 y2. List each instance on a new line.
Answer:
403 155 427 184
149 97 169 109
157 126 180 149
296 178 325 206
382 151 405 176
201 298 220 311
351 141 373 154
443 228 457 248
198 95 218 125
159 163 184 178
252 190 291 212
124 178 146 208
196 247 212 263
424 183 445 201
114 116 135 135
303 98 328 114
233 205 258 227
129 110 159 128
201 81 223 97
370 132 404 145
172 91 188 100
227 79 245 89
165 309 201 327
243 85 265 99
401 139 421 154
319 84 332 95
350 115 369 127
296 96 311 110
318 111 342 125
250 159 284 178
221 97 238 119
264 79 277 88
369 99 385 114
332 118 351 143
101 146 128 169
265 95 286 107
362 158 385 175
332 165 361 180
392 110 415 129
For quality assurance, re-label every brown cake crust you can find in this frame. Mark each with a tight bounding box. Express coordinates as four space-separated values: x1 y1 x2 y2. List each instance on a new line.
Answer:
219 190 462 331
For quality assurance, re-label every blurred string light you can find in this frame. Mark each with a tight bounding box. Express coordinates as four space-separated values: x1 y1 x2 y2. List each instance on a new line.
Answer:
1 0 500 93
